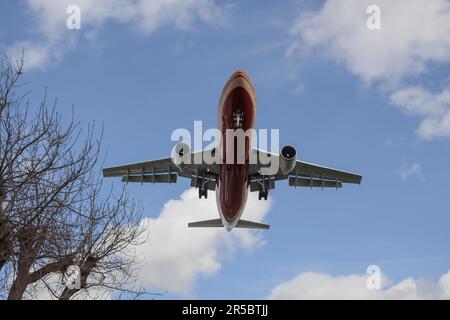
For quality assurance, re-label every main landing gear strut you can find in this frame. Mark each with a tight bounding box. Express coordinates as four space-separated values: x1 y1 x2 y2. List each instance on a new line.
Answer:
257 175 269 200
197 169 208 199
258 189 268 201
199 187 208 199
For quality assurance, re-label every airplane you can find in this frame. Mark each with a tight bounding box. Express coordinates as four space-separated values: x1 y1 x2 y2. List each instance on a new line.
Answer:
102 70 362 231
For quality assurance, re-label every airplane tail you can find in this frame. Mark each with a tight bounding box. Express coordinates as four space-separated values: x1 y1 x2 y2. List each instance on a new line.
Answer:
188 219 223 228
236 219 270 230
188 219 269 230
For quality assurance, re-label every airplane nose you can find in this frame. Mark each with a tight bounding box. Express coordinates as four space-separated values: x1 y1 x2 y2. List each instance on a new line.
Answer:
228 69 255 96
232 69 250 80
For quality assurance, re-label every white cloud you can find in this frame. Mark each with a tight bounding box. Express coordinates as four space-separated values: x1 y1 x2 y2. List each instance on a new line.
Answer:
134 188 271 296
397 162 423 181
23 273 114 300
290 0 450 84
289 0 450 140
390 86 450 139
20 188 270 299
9 0 227 70
7 41 63 71
268 269 450 299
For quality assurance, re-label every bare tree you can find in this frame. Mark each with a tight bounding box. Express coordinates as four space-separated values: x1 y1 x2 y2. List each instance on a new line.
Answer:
0 55 146 300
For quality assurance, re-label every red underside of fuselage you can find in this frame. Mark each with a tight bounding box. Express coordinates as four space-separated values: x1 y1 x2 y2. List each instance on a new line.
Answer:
218 71 256 223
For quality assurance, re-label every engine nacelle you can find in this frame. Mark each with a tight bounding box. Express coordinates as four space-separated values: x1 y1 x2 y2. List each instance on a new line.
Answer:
171 142 191 169
279 145 297 174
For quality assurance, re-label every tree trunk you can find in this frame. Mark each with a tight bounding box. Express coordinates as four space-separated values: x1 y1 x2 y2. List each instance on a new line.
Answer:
7 263 31 300
59 287 79 300
0 219 12 269
0 183 12 270
7 227 39 300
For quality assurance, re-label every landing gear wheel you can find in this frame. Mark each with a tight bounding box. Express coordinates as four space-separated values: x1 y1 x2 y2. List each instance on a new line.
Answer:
258 189 268 200
199 188 208 199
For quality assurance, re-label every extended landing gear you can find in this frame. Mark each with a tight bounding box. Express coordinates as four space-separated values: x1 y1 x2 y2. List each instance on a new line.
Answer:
233 110 244 129
196 169 209 199
258 189 268 201
199 188 208 199
199 186 208 199
257 175 269 200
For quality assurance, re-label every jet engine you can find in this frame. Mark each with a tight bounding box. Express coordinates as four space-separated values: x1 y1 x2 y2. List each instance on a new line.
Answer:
279 145 297 174
172 142 191 169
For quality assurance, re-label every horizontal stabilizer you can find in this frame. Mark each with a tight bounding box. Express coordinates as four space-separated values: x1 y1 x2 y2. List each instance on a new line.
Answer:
236 219 270 230
188 219 223 228
188 219 270 230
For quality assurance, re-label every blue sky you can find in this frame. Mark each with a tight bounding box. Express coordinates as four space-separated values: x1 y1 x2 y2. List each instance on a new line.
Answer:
2 0 450 299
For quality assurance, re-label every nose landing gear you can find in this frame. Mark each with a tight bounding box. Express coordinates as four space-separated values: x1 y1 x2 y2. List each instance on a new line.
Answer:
233 110 244 129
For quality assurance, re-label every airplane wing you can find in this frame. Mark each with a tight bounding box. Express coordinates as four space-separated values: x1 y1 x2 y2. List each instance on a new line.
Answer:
102 149 219 190
248 148 362 192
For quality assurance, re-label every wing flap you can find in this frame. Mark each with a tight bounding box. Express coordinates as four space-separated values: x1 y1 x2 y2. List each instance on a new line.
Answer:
122 174 177 184
250 148 362 186
102 149 220 182
289 177 342 188
294 160 362 184
102 158 174 177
